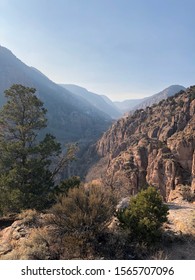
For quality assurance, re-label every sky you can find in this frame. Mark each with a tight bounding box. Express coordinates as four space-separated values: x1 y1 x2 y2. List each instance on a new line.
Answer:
0 0 195 101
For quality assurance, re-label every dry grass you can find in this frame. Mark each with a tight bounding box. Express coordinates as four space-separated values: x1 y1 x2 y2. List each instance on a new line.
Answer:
162 201 195 260
166 202 195 235
18 209 39 226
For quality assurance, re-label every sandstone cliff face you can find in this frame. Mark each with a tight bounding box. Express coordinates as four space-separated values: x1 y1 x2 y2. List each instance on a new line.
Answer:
86 87 195 200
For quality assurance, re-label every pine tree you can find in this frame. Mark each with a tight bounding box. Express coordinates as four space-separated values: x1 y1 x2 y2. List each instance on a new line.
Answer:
117 186 168 244
0 84 74 214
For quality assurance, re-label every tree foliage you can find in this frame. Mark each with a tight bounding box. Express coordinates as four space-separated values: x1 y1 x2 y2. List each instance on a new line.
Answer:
117 186 168 244
0 84 75 214
54 176 81 196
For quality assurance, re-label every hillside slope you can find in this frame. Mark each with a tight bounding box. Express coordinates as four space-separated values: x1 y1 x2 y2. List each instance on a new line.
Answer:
61 84 121 119
86 86 195 200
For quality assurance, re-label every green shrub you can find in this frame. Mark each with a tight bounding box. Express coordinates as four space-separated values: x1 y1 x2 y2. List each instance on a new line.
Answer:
117 186 168 245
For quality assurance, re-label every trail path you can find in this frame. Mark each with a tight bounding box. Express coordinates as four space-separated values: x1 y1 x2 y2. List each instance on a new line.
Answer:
164 202 195 259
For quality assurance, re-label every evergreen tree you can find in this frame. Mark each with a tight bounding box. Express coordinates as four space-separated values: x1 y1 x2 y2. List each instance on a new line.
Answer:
0 84 74 214
117 186 168 244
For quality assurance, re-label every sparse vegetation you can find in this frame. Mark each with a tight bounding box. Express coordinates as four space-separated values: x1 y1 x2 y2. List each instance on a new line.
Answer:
157 140 167 149
178 99 184 107
190 90 195 101
180 185 195 202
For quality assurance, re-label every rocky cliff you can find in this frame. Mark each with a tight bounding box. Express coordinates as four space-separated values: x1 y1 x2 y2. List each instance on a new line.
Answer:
86 86 195 201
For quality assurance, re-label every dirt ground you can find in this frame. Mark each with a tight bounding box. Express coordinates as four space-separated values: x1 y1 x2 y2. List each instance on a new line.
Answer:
163 201 195 260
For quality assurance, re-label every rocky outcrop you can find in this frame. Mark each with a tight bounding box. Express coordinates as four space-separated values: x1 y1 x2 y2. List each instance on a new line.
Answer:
0 210 52 259
86 86 195 201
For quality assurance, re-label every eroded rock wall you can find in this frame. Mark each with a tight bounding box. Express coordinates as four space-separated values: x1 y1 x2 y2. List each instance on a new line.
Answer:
86 87 195 200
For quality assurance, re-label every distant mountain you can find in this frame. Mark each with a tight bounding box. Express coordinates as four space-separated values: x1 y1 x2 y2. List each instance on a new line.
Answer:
60 84 121 119
114 85 186 113
100 94 115 106
114 98 144 113
0 46 112 144
133 85 186 111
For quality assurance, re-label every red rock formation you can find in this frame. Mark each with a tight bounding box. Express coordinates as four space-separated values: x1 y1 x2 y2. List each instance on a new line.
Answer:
86 87 195 200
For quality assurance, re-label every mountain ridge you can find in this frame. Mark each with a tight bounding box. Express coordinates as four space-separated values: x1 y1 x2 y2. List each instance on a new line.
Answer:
0 46 112 144
114 85 186 113
60 84 121 119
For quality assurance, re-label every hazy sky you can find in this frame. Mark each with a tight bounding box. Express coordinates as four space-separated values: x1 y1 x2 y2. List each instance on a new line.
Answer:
0 0 195 101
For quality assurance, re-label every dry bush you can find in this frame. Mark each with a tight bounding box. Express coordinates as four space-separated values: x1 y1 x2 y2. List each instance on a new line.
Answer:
50 185 116 237
84 179 103 188
92 230 135 260
149 249 168 260
18 209 39 226
60 235 94 259
181 186 195 202
47 184 116 259
20 227 52 259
